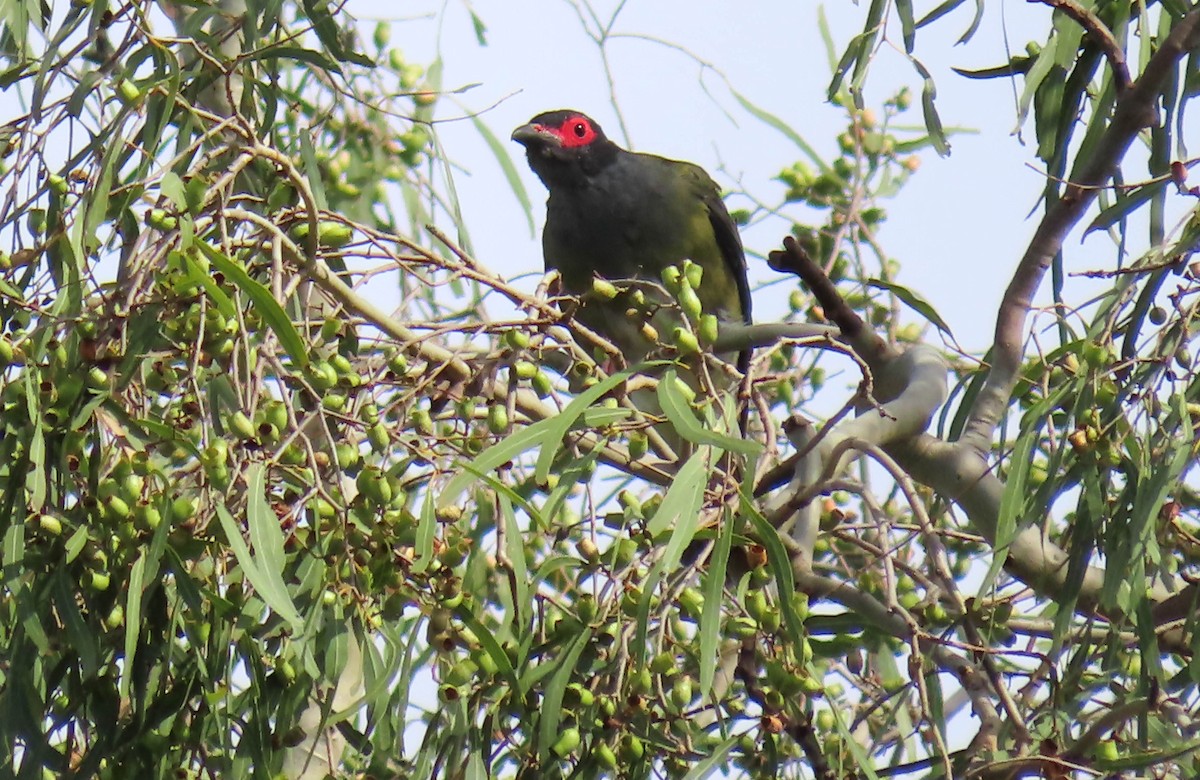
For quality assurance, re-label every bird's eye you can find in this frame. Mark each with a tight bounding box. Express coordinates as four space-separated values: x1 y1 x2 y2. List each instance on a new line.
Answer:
573 122 587 138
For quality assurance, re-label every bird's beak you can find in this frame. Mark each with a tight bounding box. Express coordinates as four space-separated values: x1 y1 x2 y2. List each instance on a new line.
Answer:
511 123 560 149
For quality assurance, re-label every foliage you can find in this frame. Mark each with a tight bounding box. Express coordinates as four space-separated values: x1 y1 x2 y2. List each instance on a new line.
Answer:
0 1 1198 779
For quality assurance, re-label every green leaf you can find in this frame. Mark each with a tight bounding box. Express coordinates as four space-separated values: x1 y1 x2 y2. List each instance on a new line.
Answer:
215 499 302 633
1016 34 1060 129
439 416 555 509
646 446 708 538
728 86 832 175
681 734 741 779
24 373 45 511
120 552 149 700
916 0 966 29
412 489 438 574
866 278 953 336
536 630 592 765
749 507 804 650
981 424 1037 592
178 250 236 319
468 112 533 236
64 526 88 564
854 0 892 93
468 10 488 45
957 0 985 44
456 610 520 695
0 60 33 89
196 242 307 368
635 449 707 666
160 172 187 212
953 58 1034 80
895 0 916 52
246 464 288 594
300 0 373 67
656 368 762 455
499 493 530 633
911 55 950 156
699 503 734 697
533 365 639 487
244 44 341 72
1086 180 1167 236
2 522 25 594
298 131 328 212
52 571 99 678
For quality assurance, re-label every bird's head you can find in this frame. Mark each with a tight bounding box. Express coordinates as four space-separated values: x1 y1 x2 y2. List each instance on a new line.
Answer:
512 110 618 187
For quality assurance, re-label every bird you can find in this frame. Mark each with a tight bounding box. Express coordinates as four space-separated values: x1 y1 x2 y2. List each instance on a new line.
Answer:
511 110 752 381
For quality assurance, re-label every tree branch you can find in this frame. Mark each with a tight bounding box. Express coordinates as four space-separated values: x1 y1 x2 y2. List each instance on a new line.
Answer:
962 8 1200 453
1030 0 1132 93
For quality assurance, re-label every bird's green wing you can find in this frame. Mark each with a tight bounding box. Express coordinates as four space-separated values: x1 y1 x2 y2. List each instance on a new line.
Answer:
688 165 752 326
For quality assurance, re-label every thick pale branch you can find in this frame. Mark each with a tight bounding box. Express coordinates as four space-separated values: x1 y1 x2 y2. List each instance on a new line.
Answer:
885 434 1176 612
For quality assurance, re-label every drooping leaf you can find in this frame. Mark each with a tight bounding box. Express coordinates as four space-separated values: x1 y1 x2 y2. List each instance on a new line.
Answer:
867 278 954 336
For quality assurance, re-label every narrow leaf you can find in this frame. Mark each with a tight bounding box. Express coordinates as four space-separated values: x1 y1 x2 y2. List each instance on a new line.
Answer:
215 502 302 632
657 369 761 455
196 242 307 368
728 86 831 174
536 630 591 765
895 0 916 52
866 278 953 336
700 504 734 697
468 112 534 236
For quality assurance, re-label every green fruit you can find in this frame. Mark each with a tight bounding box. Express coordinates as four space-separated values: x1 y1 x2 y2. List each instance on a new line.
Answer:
317 221 353 247
673 327 700 355
116 79 141 105
146 208 177 230
171 496 197 521
262 401 289 431
531 371 554 398
38 514 63 536
290 220 353 247
335 442 361 469
228 411 256 440
594 743 618 770
105 604 125 629
373 22 391 49
669 676 694 711
367 422 390 452
620 734 645 761
307 361 338 391
677 284 703 321
487 404 509 434
504 330 531 350
550 727 580 758
591 278 619 299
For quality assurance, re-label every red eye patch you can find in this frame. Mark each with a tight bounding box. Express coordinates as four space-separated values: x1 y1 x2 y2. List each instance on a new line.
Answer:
551 116 597 148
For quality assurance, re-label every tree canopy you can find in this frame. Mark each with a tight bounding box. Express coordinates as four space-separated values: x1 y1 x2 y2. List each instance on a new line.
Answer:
0 1 1199 778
